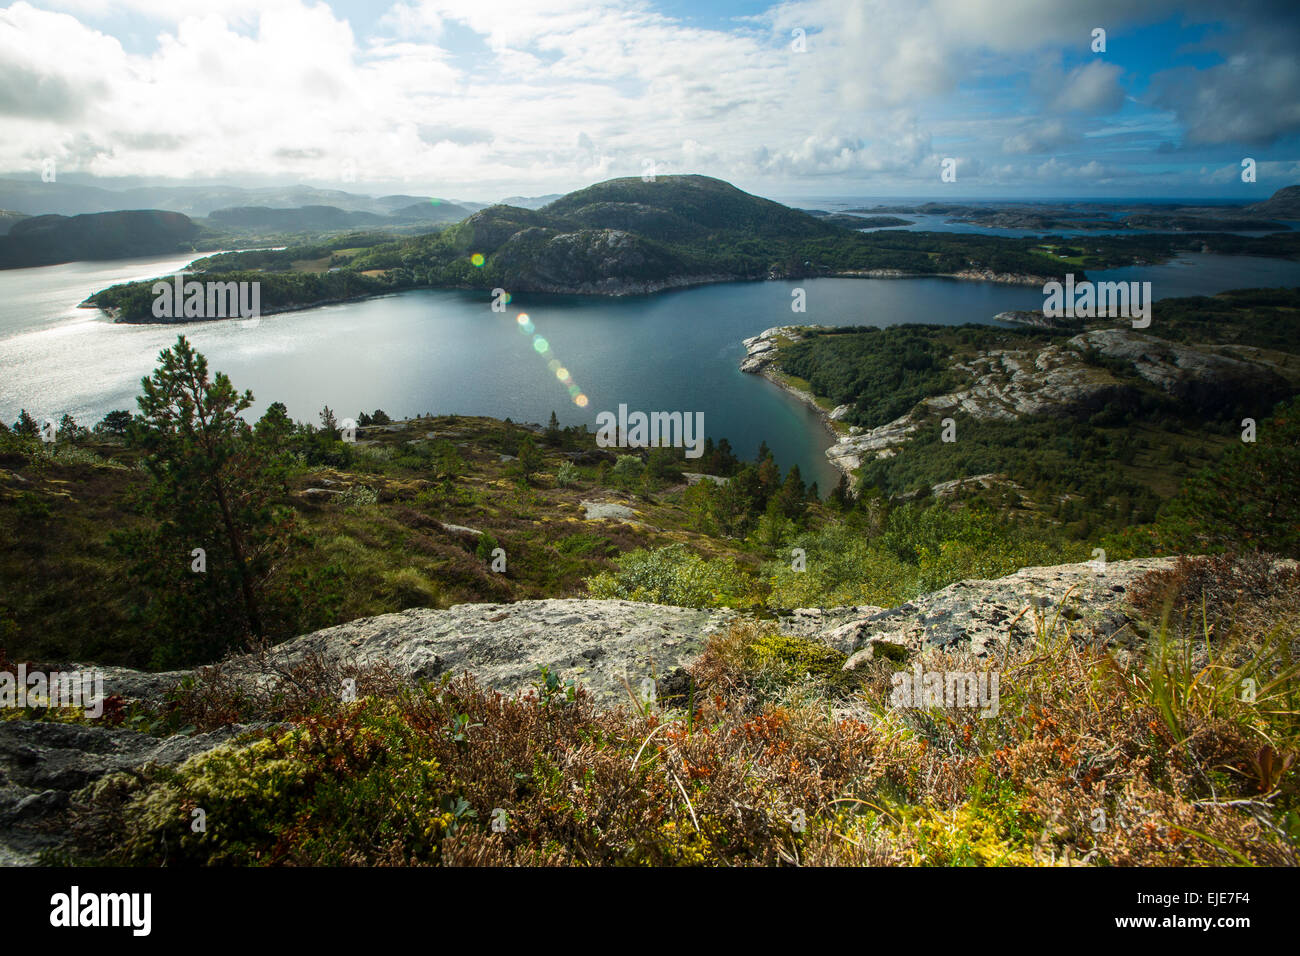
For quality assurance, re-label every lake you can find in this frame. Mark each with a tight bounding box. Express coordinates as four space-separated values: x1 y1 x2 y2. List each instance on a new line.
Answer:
3 252 1299 490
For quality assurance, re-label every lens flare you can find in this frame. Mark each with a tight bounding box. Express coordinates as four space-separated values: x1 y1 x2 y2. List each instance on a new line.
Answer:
502 310 590 408
470 253 485 267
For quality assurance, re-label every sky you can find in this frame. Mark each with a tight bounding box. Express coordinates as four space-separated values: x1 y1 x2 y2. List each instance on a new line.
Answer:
2 0 1299 201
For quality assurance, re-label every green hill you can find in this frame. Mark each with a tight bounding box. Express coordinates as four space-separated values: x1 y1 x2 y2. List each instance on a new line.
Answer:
541 174 840 241
0 209 27 235
0 209 198 269
1246 184 1300 220
85 175 1300 319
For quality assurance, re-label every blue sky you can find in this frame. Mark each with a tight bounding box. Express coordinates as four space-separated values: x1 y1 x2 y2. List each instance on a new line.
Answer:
1 0 1297 200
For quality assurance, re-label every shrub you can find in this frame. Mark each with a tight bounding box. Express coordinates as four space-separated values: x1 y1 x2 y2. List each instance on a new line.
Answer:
585 544 755 608
338 484 379 507
556 461 581 487
611 455 644 486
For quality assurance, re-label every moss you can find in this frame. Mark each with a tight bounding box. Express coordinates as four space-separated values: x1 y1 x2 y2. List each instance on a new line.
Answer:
105 701 456 865
742 632 855 694
898 803 1039 866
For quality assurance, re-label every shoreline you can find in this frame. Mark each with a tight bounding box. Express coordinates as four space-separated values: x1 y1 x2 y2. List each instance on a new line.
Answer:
82 268 1059 324
738 326 855 482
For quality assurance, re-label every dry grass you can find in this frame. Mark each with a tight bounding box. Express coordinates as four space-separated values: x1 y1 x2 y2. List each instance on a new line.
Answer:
61 558 1299 865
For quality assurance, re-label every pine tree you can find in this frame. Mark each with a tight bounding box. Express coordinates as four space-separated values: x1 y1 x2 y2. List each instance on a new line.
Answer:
13 409 38 438
119 336 293 660
97 410 133 436
319 405 339 438
776 464 807 521
830 473 851 510
516 434 544 483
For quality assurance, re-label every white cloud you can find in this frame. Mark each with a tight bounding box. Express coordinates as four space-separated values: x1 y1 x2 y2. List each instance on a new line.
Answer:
1002 118 1077 154
1051 60 1125 114
0 0 1295 194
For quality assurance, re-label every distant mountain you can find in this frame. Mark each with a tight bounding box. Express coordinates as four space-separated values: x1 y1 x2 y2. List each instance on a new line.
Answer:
540 175 839 240
206 205 389 231
389 200 479 222
0 209 26 235
0 209 197 269
496 193 563 209
97 172 1300 320
0 179 488 219
202 201 479 233
1246 185 1300 220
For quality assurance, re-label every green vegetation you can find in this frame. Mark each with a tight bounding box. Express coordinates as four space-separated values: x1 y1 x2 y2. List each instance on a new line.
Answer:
6 290 1300 868
778 324 976 428
54 554 1300 866
114 338 295 662
586 543 756 609
6 284 1300 673
0 210 199 269
771 289 1300 543
84 176 1300 321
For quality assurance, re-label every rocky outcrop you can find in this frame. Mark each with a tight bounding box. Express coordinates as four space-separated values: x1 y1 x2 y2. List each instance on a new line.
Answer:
821 328 1296 473
929 472 1022 500
0 556 1192 864
0 599 735 864
994 310 1082 330
581 499 640 522
740 325 828 373
492 226 732 295
0 722 250 865
830 556 1176 668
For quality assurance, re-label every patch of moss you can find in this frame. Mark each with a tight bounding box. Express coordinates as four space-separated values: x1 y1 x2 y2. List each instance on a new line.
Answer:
742 632 856 694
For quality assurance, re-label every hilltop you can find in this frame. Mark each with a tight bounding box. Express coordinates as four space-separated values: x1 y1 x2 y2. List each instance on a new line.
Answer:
0 210 26 235
431 174 845 293
1 322 1296 867
3 552 1296 867
1247 184 1300 220
0 209 199 269
86 174 1300 321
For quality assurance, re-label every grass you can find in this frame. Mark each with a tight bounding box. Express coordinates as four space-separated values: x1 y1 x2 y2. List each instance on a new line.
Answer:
0 417 759 667
45 554 1298 866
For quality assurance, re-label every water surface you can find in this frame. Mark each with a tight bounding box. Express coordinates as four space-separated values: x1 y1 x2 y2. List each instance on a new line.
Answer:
3 253 1298 489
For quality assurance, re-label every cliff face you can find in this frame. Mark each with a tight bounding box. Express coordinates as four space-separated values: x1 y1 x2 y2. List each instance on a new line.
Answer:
0 556 1192 864
488 226 711 294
